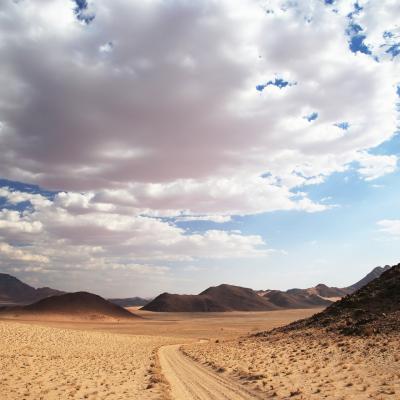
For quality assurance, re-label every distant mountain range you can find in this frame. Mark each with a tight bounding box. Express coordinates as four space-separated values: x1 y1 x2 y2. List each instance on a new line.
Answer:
0 265 392 312
143 265 391 312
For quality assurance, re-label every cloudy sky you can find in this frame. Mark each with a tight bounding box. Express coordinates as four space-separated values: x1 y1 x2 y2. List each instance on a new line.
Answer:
0 0 399 297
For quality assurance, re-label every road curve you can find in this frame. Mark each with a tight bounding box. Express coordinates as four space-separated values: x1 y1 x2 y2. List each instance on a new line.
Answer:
158 344 261 400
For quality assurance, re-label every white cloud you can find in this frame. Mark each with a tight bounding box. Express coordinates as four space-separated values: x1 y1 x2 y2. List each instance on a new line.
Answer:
0 187 52 208
0 0 397 218
176 215 232 223
356 153 398 181
377 219 400 237
0 0 399 294
0 210 43 234
0 242 49 263
0 187 272 284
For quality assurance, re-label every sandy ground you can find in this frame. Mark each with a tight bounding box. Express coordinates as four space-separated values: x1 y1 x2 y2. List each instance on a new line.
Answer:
185 329 400 399
159 344 262 400
0 309 318 399
0 321 181 400
2 308 319 339
2 307 398 399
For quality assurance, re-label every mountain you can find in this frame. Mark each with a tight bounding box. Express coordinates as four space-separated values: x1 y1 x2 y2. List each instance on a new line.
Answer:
142 284 279 312
282 263 399 335
260 285 348 309
263 289 333 309
141 293 225 312
199 284 279 311
108 297 150 307
345 265 391 293
1 264 390 312
1 292 137 320
0 273 64 304
311 284 350 298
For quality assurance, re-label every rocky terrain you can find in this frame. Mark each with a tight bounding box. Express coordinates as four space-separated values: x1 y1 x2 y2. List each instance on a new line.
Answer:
281 263 399 335
184 263 400 399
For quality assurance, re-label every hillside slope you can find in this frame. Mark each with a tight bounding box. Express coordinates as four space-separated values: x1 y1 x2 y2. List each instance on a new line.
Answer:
282 263 399 335
345 265 391 292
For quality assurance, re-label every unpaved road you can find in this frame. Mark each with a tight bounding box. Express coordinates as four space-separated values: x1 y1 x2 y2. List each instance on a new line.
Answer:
159 344 260 400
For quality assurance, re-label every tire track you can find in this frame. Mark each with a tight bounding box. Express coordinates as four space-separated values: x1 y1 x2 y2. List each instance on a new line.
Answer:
159 344 261 400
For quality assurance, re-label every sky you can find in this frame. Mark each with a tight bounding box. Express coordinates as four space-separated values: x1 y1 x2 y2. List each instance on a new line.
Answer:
0 0 399 297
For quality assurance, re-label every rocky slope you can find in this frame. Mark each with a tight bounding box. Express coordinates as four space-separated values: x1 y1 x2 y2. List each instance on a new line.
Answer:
280 263 399 335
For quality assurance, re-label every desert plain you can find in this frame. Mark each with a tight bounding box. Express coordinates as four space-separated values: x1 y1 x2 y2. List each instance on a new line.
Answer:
0 307 398 400
0 308 316 399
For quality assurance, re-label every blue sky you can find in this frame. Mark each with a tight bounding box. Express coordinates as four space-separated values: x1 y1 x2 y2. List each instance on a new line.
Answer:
0 0 399 297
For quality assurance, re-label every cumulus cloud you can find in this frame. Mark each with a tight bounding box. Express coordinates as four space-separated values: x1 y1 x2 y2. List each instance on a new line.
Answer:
356 153 398 181
0 209 43 234
0 242 49 264
377 219 400 237
0 0 399 293
0 187 271 291
176 215 232 223
0 0 397 217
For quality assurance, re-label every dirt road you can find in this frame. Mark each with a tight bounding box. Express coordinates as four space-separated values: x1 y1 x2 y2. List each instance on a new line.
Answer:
158 344 260 400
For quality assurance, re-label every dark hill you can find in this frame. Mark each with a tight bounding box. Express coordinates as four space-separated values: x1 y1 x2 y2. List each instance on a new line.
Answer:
142 284 279 312
200 284 279 311
142 293 227 312
0 273 64 304
11 292 137 320
282 263 400 335
313 284 350 298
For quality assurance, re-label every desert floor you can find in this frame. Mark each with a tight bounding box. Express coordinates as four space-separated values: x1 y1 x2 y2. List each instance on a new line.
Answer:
0 309 316 399
185 328 400 400
0 320 182 400
2 309 398 399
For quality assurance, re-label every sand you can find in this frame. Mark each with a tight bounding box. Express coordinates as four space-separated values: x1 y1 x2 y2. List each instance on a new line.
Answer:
0 309 318 399
185 328 400 399
3 308 397 399
1 308 319 339
0 321 179 400
159 344 262 400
